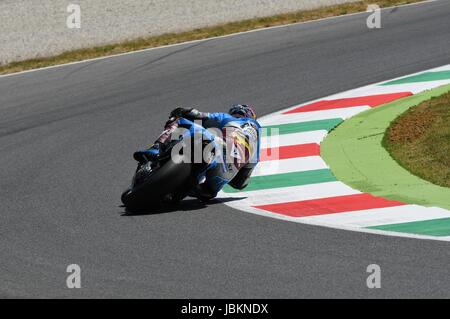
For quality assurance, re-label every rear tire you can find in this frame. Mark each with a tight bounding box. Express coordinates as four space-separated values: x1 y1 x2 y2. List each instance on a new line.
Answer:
121 158 192 211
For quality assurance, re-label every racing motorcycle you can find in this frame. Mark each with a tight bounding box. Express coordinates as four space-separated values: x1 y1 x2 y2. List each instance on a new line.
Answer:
121 117 220 211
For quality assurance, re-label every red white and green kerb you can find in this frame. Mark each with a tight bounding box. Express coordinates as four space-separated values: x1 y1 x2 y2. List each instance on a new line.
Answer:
219 65 450 241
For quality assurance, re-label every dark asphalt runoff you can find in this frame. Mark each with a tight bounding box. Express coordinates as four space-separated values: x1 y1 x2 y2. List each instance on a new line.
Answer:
1 0 450 298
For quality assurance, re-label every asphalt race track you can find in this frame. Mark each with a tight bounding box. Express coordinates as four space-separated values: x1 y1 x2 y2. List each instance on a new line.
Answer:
1 0 450 298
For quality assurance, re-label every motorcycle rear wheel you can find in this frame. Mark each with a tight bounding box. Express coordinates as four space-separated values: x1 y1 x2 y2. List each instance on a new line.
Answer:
121 157 192 211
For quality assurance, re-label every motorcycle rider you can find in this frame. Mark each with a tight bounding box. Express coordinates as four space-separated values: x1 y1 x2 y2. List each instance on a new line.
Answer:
133 104 261 201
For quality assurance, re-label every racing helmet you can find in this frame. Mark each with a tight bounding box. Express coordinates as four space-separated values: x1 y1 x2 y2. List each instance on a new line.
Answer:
228 104 257 120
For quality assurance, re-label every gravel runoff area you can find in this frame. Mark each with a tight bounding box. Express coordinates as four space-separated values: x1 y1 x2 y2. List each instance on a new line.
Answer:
1 0 358 64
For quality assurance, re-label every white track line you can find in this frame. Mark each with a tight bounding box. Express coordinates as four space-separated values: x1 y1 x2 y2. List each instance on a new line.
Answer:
221 181 360 206
300 205 450 227
253 156 327 177
261 130 328 148
260 106 370 125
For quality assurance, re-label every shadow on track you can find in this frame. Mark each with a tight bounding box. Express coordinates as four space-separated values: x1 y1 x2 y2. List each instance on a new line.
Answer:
119 196 246 216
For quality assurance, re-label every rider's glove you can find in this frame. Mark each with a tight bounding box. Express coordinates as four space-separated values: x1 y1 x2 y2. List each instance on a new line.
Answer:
170 107 193 118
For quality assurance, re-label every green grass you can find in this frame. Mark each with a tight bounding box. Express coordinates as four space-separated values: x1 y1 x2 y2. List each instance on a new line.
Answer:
383 91 450 188
0 0 424 75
